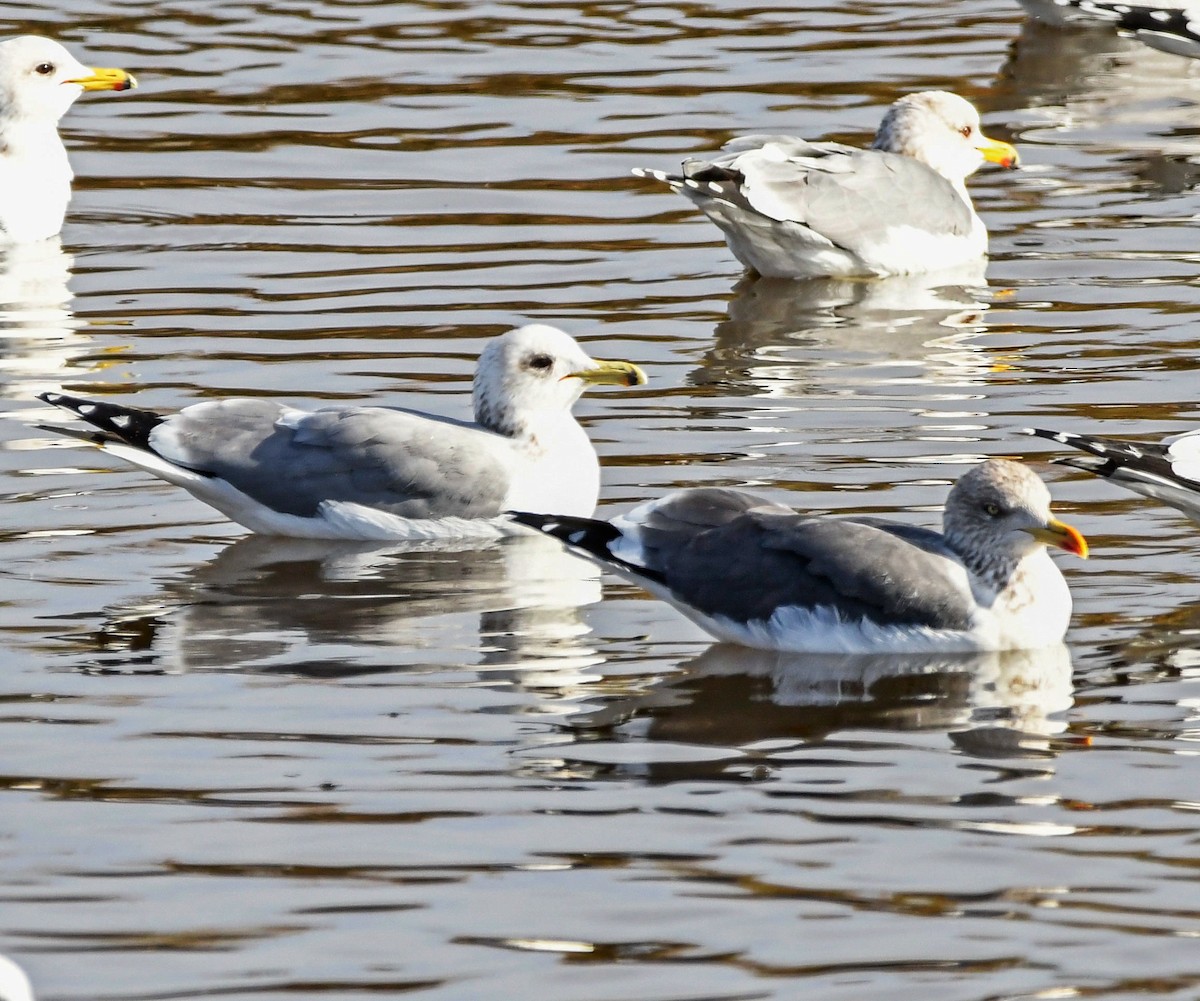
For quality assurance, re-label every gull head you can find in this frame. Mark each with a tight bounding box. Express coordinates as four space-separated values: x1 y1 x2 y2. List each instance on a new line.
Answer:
472 324 646 438
943 459 1088 577
872 91 1018 184
0 36 136 125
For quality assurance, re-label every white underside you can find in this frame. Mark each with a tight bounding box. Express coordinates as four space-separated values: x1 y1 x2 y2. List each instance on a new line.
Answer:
99 442 531 541
713 208 988 279
677 602 1055 654
0 132 72 243
654 584 1071 654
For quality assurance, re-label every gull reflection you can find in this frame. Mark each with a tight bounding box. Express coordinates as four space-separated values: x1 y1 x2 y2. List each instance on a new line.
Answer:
72 533 604 680
0 239 85 399
570 643 1075 761
697 263 994 395
1004 15 1200 190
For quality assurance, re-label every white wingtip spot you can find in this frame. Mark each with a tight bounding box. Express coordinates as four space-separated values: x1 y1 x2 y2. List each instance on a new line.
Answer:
567 530 588 544
78 404 96 415
111 414 131 428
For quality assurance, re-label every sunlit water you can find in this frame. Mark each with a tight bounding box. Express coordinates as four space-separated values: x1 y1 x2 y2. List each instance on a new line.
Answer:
1 2 1199 998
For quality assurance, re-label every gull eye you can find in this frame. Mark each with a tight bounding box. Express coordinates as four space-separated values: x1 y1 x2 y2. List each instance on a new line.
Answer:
34 62 54 76
527 352 555 373
959 124 972 138
984 502 1002 517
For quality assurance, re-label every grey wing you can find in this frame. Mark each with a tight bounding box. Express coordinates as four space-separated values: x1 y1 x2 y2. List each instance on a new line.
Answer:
622 489 977 631
685 140 975 252
149 399 514 519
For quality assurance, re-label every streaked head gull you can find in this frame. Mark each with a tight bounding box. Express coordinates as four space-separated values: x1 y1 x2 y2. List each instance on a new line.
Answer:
0 35 136 243
513 459 1087 653
1026 425 1200 521
634 91 1019 280
36 324 647 541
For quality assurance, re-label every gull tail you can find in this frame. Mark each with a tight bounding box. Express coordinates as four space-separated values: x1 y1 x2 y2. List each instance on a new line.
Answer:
508 510 624 563
37 391 165 453
632 166 686 189
1024 426 1200 522
1023 426 1167 475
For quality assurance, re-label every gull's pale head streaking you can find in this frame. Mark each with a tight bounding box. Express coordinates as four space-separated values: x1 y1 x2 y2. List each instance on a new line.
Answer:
941 459 1088 586
635 90 1019 279
0 955 32 1001
0 36 136 243
871 91 1019 190
512 459 1087 654
36 324 648 541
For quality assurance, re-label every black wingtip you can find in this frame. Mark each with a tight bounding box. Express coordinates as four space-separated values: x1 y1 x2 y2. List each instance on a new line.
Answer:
507 510 623 558
38 391 165 451
1022 427 1071 444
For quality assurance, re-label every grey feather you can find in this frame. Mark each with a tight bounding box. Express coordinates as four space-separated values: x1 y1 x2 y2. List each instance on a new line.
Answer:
152 400 513 519
683 141 975 254
592 488 977 631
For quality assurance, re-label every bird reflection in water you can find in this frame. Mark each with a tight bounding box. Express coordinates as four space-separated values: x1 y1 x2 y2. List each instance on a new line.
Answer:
0 239 84 400
1002 14 1200 196
697 262 995 395
557 643 1076 779
73 533 605 683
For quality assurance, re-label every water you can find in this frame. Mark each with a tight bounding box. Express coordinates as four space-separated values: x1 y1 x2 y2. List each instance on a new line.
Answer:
1 1 1199 998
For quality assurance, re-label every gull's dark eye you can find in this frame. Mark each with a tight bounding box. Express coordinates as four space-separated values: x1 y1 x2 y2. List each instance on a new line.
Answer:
959 124 972 138
527 353 555 373
984 502 1002 517
34 62 54 76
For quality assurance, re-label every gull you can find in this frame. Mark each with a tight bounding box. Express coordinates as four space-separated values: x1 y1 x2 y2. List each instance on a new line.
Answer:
634 91 1019 279
36 324 647 540
0 35 136 243
1026 425 1200 520
1018 0 1200 61
513 459 1088 653
0 956 32 1001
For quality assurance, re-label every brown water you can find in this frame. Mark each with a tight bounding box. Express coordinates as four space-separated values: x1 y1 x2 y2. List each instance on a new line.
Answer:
2 1 1200 998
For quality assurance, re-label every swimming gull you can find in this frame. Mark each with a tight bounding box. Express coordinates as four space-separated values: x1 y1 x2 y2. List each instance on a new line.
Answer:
0 35 136 243
1018 0 1200 60
1026 425 1200 521
36 324 647 541
634 91 1019 279
512 459 1087 653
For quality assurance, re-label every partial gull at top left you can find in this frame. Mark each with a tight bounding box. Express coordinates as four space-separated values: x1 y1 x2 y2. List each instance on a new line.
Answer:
0 35 136 243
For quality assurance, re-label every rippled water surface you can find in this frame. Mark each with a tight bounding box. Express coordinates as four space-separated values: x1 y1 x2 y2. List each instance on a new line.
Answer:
2 1 1200 998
